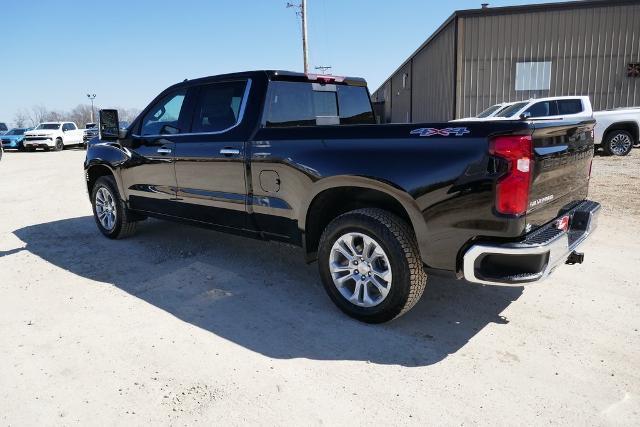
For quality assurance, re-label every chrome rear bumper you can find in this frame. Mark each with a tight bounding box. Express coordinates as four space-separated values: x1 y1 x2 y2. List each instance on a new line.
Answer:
463 200 600 286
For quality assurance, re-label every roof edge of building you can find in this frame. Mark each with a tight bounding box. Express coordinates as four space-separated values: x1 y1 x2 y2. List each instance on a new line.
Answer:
371 0 639 96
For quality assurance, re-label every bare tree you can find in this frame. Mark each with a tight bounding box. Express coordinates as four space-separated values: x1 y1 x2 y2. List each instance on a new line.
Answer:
21 104 139 129
44 110 65 122
27 105 49 127
69 104 94 127
118 107 142 123
13 109 28 128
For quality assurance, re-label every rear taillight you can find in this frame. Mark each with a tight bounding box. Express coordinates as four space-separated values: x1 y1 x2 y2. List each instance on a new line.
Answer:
489 135 533 215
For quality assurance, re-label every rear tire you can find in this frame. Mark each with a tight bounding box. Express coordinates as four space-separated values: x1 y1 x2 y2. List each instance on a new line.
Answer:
603 130 633 156
91 176 138 239
317 208 427 323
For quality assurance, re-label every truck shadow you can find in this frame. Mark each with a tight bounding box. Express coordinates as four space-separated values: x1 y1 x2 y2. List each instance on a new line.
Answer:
11 216 523 367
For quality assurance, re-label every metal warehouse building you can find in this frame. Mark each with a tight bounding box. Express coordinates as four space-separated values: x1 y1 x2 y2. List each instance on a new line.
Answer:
371 0 640 123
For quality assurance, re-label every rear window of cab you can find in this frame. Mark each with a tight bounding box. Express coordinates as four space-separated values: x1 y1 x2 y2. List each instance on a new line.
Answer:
264 81 375 127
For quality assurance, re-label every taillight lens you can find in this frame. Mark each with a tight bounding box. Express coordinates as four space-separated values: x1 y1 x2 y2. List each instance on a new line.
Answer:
489 135 533 215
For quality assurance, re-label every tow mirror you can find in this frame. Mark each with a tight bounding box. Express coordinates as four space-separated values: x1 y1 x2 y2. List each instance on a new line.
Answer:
99 109 121 140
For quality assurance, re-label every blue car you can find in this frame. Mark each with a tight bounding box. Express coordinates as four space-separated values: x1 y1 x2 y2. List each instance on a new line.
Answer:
1 128 32 150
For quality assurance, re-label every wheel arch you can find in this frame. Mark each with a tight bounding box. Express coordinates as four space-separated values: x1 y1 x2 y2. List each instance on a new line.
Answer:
300 176 429 264
604 121 639 144
85 144 130 199
85 161 127 201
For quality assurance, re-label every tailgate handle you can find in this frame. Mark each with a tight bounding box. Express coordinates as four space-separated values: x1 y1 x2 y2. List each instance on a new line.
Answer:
534 145 568 156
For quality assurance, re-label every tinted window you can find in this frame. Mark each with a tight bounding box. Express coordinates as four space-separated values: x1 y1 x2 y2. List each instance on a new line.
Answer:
141 89 187 136
265 81 374 127
0 123 8 131
557 99 583 115
525 101 558 118
37 123 61 130
495 102 528 118
266 82 319 127
191 81 247 133
477 104 502 118
6 129 26 135
337 85 375 124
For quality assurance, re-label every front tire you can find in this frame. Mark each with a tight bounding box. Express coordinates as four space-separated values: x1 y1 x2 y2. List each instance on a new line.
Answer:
55 138 64 151
317 208 427 323
603 130 633 156
91 176 137 239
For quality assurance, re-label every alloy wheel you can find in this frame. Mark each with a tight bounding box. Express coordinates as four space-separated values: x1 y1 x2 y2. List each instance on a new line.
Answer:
610 133 632 156
95 187 117 231
329 232 392 307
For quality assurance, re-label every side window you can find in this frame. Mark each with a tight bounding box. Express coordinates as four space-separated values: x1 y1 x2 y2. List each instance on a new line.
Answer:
141 89 187 136
525 101 558 118
337 85 376 124
265 81 316 127
62 124 69 131
69 123 77 130
191 81 248 133
557 99 583 115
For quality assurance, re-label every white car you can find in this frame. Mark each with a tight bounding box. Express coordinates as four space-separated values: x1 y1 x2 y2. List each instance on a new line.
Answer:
592 107 640 156
456 96 593 122
452 102 516 122
23 122 84 151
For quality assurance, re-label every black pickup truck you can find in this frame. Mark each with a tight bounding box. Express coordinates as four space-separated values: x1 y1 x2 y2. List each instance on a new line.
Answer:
85 70 600 323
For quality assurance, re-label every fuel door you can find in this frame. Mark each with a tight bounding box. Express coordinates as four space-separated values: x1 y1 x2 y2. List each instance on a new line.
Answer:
259 170 280 193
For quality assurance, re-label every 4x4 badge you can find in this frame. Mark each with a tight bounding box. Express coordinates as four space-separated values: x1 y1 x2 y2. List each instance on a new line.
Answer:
410 127 470 137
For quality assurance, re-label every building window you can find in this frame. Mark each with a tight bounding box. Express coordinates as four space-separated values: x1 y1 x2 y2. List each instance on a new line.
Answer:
402 73 409 89
515 61 552 91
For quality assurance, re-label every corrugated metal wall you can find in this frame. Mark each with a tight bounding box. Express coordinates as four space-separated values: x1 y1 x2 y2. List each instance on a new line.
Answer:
458 2 640 117
391 63 412 122
371 20 456 123
412 21 456 121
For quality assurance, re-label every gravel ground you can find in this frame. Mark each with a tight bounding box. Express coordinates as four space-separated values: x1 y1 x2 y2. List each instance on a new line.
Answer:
0 148 638 425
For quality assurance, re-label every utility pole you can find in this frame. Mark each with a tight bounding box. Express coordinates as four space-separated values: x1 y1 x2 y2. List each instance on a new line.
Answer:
86 93 96 123
287 0 309 73
301 0 309 74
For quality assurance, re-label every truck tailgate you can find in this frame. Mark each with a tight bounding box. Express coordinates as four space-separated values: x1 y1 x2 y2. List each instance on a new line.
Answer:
527 119 595 228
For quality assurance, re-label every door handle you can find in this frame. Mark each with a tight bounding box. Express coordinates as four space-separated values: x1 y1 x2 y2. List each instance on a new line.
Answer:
220 148 240 156
157 147 172 154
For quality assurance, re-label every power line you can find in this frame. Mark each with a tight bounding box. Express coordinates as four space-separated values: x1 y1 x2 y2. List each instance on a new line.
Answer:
315 65 332 75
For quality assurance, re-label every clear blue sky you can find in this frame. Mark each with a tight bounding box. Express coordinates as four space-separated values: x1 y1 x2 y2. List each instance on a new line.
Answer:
1 0 566 125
